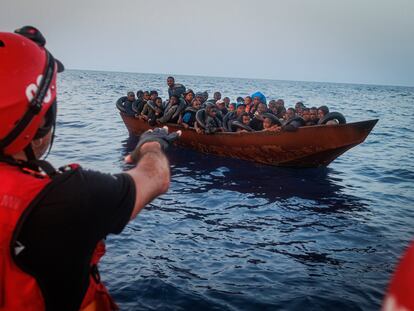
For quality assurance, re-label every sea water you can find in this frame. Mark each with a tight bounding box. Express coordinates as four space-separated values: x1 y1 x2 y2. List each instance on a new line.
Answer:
51 70 414 310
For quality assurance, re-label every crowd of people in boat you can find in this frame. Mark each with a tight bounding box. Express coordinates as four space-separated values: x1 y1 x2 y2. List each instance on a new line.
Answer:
116 76 346 134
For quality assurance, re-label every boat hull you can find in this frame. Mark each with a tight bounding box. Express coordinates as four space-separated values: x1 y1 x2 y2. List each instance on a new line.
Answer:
120 113 378 167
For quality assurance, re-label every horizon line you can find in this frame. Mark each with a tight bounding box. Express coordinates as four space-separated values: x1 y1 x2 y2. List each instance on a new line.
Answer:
65 67 414 89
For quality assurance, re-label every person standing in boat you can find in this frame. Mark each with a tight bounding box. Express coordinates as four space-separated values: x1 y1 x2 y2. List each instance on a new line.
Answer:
167 76 186 97
0 26 180 310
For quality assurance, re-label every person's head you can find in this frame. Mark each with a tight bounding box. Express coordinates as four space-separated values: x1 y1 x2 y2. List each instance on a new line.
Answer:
228 102 236 112
276 99 285 107
150 90 158 101
310 107 318 121
167 76 175 87
0 26 64 161
295 102 305 115
155 97 163 106
195 92 205 104
286 107 296 120
127 91 136 102
318 105 329 119
184 89 194 102
236 97 244 103
240 112 250 125
244 96 252 106
263 117 275 129
191 98 202 109
302 108 311 121
213 92 222 101
136 90 144 99
257 103 267 114
216 99 226 110
184 92 194 103
143 91 150 101
268 100 277 113
170 95 179 105
253 96 261 106
206 103 218 117
236 103 246 115
223 97 230 105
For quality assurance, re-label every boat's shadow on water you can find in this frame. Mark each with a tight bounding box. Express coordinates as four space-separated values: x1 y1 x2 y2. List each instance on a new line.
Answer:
121 135 367 213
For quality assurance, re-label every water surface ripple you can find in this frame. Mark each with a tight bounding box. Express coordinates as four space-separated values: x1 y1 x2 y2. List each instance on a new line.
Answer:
51 71 414 310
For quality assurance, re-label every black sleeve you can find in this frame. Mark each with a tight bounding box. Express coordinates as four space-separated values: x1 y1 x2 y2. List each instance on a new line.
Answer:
81 169 136 236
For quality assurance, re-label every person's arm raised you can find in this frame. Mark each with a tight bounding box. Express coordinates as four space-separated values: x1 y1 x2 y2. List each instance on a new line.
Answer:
124 127 181 220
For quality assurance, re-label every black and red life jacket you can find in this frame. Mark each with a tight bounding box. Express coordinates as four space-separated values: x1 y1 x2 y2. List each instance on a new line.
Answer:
0 161 117 310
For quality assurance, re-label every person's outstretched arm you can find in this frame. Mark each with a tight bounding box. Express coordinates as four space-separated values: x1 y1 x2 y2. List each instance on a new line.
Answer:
125 142 169 220
124 128 180 219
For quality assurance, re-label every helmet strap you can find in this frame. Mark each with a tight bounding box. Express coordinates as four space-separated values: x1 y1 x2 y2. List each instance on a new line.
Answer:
24 144 36 161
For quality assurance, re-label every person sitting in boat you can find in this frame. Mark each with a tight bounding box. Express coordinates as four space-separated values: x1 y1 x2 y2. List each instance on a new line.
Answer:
156 94 184 124
139 90 159 118
302 107 313 125
284 107 296 122
204 104 224 134
216 99 228 117
195 91 209 107
143 90 150 101
213 91 222 103
179 98 202 129
223 97 230 107
262 114 282 132
132 90 146 115
116 91 137 116
228 102 236 112
295 101 306 116
317 105 329 121
249 103 269 131
183 89 195 106
233 112 252 133
244 96 252 112
249 92 267 117
275 99 286 119
223 102 246 131
268 100 278 116
317 105 340 125
309 107 319 123
141 97 164 125
167 76 186 97
283 107 306 131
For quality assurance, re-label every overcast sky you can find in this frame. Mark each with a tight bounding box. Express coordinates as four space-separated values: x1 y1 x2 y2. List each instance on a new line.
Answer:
2 0 414 86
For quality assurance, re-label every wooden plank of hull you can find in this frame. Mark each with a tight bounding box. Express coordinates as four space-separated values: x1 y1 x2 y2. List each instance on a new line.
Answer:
120 113 378 167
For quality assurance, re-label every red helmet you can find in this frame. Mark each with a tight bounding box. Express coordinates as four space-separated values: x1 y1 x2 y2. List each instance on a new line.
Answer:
0 26 63 156
383 241 414 310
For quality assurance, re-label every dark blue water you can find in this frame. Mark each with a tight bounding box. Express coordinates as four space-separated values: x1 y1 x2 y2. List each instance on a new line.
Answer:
52 70 414 310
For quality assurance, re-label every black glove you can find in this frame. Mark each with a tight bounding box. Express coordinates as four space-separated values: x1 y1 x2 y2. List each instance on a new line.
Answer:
130 127 180 162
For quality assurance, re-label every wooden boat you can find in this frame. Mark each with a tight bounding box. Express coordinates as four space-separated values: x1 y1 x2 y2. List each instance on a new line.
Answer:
120 112 378 167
